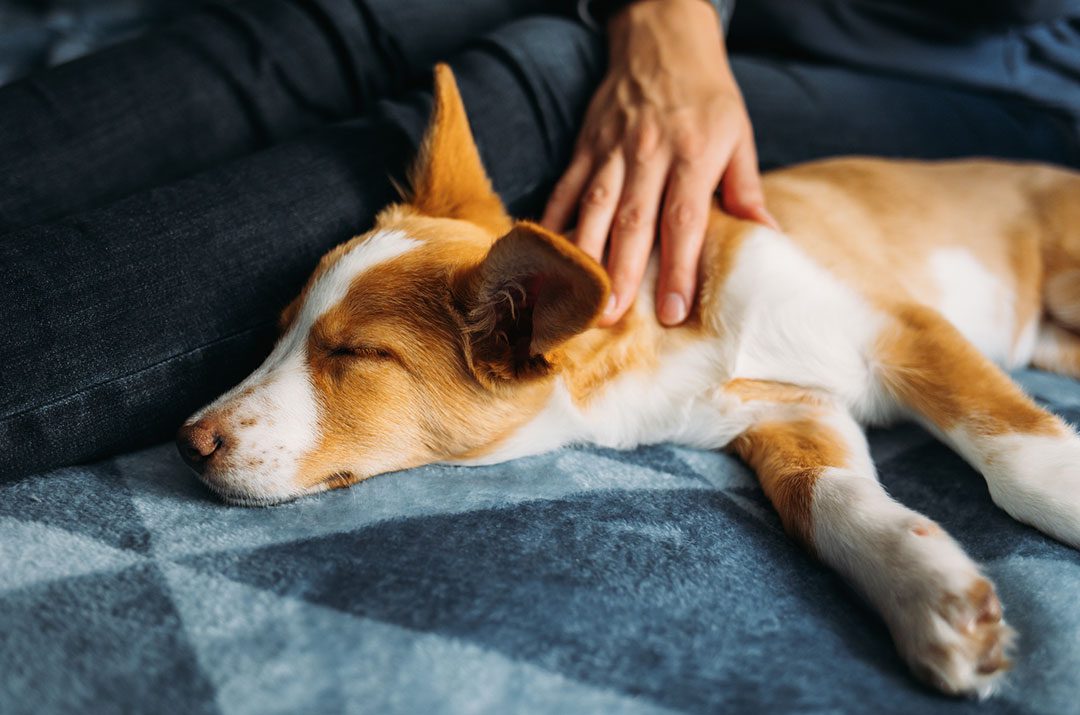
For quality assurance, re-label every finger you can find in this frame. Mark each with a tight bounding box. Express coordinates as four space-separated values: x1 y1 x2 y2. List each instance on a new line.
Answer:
657 160 717 326
599 155 669 326
541 151 594 233
573 153 626 264
720 135 779 230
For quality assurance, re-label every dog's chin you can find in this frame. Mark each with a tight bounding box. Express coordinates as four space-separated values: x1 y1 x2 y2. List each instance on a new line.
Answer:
195 473 304 508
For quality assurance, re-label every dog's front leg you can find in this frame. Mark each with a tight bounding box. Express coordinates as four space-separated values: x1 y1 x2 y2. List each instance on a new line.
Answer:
727 382 1012 697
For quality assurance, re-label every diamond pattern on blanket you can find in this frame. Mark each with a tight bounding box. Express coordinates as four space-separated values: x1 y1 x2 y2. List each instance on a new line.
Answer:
0 563 218 715
0 518 143 591
0 461 153 553
120 444 715 559
0 370 1078 714
160 562 676 715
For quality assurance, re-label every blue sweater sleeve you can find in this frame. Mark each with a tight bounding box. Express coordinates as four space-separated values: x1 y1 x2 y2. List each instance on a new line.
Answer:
989 0 1080 24
577 0 735 33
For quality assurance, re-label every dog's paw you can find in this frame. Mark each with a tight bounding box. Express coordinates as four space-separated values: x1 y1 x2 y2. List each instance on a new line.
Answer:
891 571 1014 698
983 433 1080 549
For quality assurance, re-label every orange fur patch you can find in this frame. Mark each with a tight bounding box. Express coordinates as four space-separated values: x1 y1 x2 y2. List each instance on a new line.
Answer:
459 221 611 386
877 304 1064 437
293 222 560 489
408 64 510 235
757 159 1080 347
725 379 851 547
731 412 850 548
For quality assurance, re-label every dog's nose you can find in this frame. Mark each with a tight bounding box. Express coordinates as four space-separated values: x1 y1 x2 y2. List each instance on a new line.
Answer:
176 420 224 473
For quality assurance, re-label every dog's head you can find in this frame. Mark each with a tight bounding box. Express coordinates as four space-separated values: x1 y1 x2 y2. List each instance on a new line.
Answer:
177 66 610 505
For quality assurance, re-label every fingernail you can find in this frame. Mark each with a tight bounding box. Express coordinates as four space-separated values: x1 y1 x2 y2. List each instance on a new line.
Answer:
659 292 687 325
603 294 617 316
761 209 781 231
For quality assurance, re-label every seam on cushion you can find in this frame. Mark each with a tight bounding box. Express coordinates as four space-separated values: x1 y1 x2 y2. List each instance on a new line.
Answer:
0 320 275 424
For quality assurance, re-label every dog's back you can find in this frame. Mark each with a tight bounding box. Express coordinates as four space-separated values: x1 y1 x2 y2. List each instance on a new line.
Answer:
699 157 1080 383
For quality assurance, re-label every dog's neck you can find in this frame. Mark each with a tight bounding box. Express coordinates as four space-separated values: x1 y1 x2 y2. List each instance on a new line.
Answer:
454 216 757 466
457 277 728 466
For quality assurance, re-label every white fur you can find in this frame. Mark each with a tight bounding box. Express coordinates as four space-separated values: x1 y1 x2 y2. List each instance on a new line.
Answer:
185 230 420 502
452 340 745 467
1033 320 1076 371
460 228 901 464
800 407 1010 698
812 467 1010 698
1010 318 1039 369
302 230 418 322
720 228 896 424
947 429 1080 548
929 248 1015 365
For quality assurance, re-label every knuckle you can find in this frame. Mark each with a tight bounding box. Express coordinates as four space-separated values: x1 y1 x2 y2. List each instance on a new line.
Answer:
614 203 647 232
665 200 698 230
582 182 613 208
595 123 622 149
629 121 661 163
672 130 704 160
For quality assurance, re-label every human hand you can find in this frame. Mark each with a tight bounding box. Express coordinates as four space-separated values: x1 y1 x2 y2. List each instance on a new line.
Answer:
542 0 777 327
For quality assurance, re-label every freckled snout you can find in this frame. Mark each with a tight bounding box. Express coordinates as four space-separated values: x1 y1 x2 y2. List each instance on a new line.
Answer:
176 419 228 473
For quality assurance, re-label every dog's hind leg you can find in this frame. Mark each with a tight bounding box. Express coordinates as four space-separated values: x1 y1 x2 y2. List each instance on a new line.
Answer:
877 303 1080 549
1033 181 1080 378
1032 320 1080 378
1038 170 1080 333
727 382 1011 697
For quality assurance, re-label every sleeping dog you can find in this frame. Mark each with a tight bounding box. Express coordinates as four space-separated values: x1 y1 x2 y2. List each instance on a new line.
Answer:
177 65 1080 697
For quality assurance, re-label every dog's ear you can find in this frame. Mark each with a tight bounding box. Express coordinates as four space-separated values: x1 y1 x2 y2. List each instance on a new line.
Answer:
408 64 510 234
459 221 611 386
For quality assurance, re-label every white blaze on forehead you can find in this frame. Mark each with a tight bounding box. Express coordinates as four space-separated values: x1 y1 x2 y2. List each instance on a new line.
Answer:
188 229 421 502
300 229 421 332
258 229 422 373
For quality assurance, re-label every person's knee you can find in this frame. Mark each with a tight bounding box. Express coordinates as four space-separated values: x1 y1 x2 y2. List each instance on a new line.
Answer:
376 15 605 216
460 16 606 212
480 15 605 94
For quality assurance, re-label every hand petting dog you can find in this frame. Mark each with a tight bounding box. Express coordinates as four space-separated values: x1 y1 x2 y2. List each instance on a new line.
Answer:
542 0 776 328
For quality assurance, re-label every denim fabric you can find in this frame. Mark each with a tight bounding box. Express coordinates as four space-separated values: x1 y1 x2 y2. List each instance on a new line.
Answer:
2 1 1080 481
0 15 606 480
0 0 570 233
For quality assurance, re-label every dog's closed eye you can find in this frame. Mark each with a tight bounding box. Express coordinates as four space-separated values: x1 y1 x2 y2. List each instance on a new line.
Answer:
326 345 395 361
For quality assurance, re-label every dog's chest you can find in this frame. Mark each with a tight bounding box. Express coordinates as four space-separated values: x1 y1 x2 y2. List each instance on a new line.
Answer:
715 227 890 418
567 228 897 450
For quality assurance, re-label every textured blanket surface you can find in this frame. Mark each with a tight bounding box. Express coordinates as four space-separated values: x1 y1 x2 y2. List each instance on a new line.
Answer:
2 370 1079 715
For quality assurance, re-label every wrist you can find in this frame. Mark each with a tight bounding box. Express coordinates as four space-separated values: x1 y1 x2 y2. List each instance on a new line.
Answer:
607 0 729 75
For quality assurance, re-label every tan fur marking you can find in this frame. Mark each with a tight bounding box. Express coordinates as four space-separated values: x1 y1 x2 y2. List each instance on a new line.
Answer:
294 229 557 489
726 380 851 548
731 415 850 548
757 159 1080 350
1033 321 1080 378
878 304 1063 437
724 379 830 407
408 64 510 234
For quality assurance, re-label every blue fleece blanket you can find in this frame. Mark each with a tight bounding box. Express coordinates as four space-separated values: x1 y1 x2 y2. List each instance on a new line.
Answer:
2 369 1079 714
